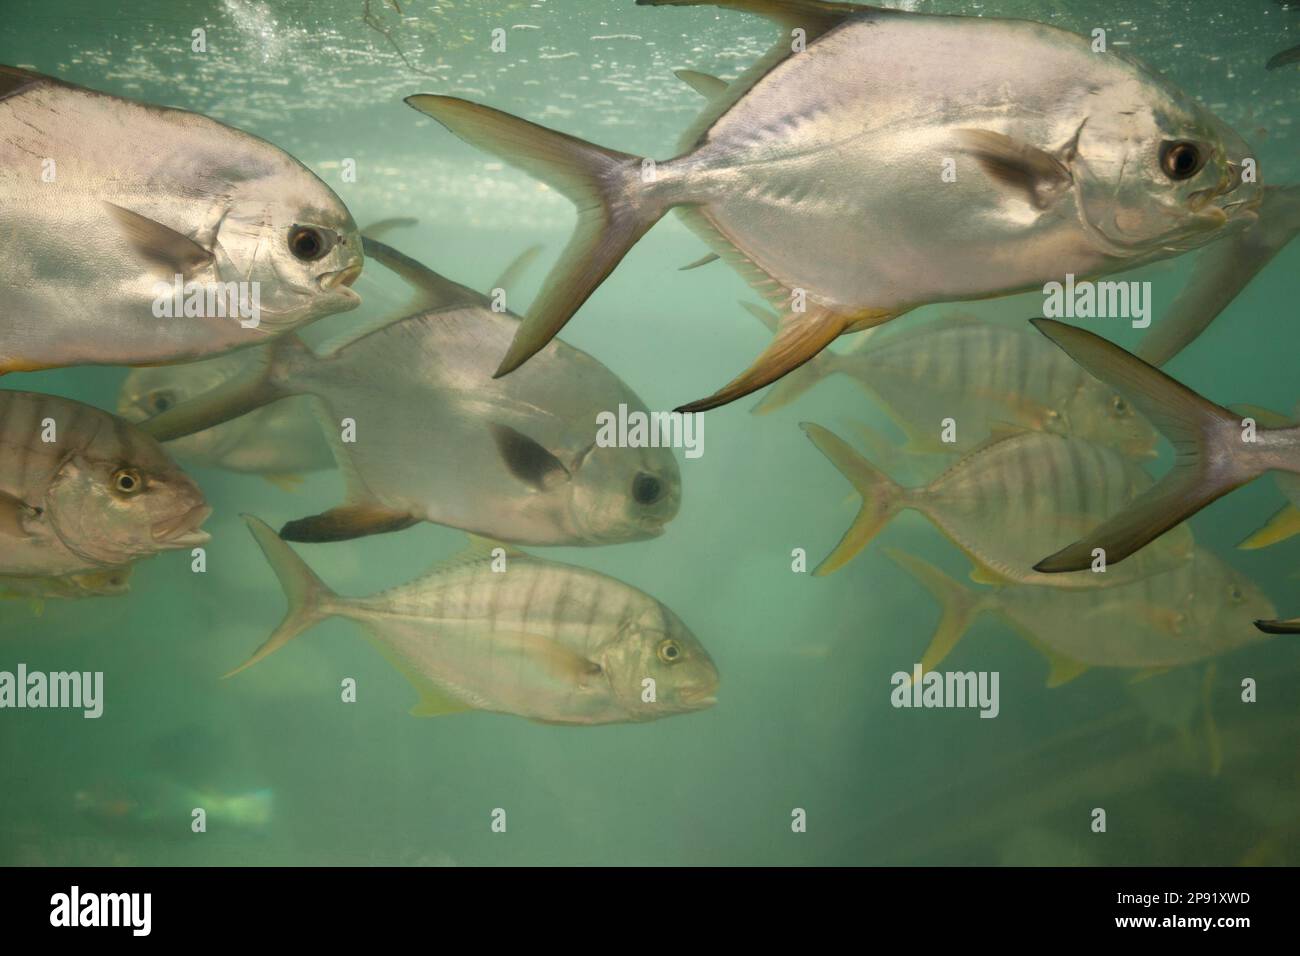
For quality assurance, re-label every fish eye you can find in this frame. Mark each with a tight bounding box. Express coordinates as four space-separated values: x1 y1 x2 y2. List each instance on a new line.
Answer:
1160 141 1204 181
149 389 177 414
288 225 330 262
632 472 663 505
111 467 144 496
657 638 683 665
1111 396 1128 415
1229 585 1244 604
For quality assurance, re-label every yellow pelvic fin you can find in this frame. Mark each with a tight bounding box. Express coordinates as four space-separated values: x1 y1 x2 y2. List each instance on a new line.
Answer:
968 563 1015 587
1239 502 1300 550
262 473 305 494
1020 634 1090 687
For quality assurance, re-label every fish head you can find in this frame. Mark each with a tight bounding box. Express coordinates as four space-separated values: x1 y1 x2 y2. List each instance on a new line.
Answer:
217 175 364 331
601 602 719 719
46 436 211 567
1072 73 1262 257
117 355 250 461
1184 551 1275 652
568 442 682 543
1067 384 1160 458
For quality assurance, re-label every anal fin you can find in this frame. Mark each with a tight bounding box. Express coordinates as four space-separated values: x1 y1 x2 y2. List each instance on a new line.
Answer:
678 306 888 413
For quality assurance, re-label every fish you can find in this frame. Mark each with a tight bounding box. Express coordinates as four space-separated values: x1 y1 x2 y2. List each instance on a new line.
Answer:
801 422 1194 588
405 0 1261 411
118 354 335 484
1266 44 1300 70
232 517 720 725
1137 185 1300 366
75 776 273 836
1030 319 1300 573
886 547 1274 682
139 239 681 547
0 390 210 579
1 567 133 613
751 309 1159 457
0 65 363 373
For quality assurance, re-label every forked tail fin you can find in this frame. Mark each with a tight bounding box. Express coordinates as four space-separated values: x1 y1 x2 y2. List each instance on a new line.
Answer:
1030 319 1261 572
405 95 672 377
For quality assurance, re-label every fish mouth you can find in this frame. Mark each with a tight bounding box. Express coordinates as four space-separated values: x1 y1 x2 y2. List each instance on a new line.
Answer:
152 504 213 547
680 676 720 709
320 262 363 291
681 689 719 709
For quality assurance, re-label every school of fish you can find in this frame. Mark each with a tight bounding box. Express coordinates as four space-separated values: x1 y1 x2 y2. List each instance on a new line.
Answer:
2 0 1296 730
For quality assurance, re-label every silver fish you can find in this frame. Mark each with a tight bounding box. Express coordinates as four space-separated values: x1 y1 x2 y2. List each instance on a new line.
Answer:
752 309 1159 458
0 390 210 577
118 354 334 484
1031 320 1300 573
141 240 681 546
801 422 1194 589
407 0 1260 411
889 547 1274 678
0 65 363 373
232 518 720 725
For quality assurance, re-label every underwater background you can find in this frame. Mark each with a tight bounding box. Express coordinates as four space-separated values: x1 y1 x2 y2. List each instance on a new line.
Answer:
1 0 1298 866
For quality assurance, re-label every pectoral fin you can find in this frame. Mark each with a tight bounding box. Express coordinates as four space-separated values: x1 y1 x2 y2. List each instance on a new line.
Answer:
674 69 728 99
279 504 420 543
679 252 720 271
490 423 572 491
104 202 214 278
954 129 1073 209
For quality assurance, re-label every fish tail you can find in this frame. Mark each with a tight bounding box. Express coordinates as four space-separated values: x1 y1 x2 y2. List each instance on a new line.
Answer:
1030 319 1257 573
883 549 989 671
142 335 309 442
226 516 341 677
801 422 906 575
405 95 672 377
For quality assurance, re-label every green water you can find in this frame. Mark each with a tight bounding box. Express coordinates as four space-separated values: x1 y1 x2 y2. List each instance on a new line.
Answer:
1 0 1298 866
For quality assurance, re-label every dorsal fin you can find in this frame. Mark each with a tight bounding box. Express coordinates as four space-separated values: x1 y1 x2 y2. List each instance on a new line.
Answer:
426 535 527 576
361 236 489 313
638 1 877 151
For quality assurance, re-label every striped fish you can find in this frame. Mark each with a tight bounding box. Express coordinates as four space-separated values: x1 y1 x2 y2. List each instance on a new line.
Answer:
754 313 1158 458
231 518 719 725
0 390 209 579
888 548 1274 682
801 423 1193 588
